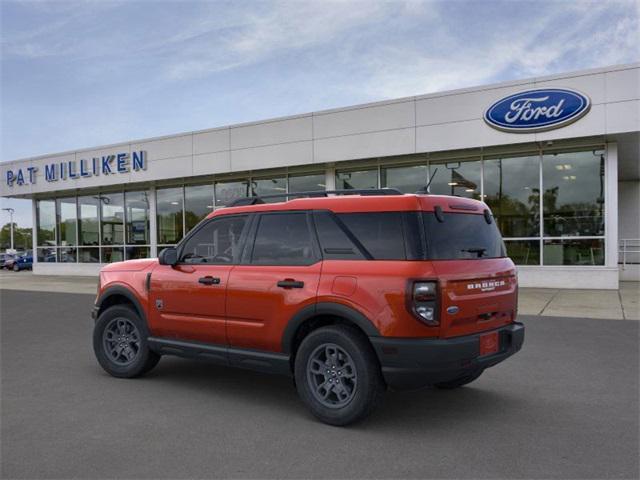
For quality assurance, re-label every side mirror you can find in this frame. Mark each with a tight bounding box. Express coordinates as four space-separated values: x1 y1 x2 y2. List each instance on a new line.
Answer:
158 247 178 266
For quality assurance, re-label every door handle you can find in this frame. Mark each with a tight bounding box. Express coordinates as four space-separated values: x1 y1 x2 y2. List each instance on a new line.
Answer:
277 279 304 289
198 276 221 285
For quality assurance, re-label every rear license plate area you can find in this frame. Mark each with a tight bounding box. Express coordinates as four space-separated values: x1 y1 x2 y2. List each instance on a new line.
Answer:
479 331 499 356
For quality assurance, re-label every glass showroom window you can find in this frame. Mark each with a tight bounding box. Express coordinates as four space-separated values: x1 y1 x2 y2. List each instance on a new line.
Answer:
543 238 604 266
542 149 605 265
157 187 184 245
77 195 100 263
251 176 287 202
215 180 249 208
336 169 378 190
102 246 124 263
185 184 214 233
503 239 540 266
100 192 125 262
483 155 540 238
56 197 77 263
483 154 541 266
125 190 151 260
288 172 325 193
429 159 481 199
36 199 57 263
542 150 605 238
100 192 124 245
381 164 429 193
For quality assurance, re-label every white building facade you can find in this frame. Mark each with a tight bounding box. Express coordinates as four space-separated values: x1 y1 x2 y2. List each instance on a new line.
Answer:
1 63 639 289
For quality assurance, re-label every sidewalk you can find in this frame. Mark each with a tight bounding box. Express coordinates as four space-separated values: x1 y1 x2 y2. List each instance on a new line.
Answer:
0 271 98 295
1 271 638 320
519 283 639 320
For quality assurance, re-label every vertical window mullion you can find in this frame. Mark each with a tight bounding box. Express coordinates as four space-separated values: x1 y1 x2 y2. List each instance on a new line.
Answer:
480 156 485 202
98 194 103 263
538 148 544 266
605 150 607 238
124 190 129 259
54 198 58 263
75 197 79 263
182 185 186 241
212 182 216 216
121 188 126 252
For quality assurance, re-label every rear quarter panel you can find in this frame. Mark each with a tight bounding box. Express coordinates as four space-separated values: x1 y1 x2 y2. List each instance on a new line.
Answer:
318 260 442 338
318 257 517 339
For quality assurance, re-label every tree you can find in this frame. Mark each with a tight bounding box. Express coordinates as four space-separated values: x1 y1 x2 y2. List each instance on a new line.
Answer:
0 223 32 251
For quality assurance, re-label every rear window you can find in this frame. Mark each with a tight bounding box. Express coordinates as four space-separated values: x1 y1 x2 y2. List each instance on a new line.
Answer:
422 212 506 260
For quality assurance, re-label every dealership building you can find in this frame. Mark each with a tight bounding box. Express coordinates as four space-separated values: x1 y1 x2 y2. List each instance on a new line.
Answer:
1 63 638 289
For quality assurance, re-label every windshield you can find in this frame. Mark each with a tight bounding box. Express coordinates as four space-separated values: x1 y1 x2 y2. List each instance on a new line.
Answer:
423 212 506 260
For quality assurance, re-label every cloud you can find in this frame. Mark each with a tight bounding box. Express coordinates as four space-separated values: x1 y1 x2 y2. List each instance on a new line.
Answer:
350 0 640 99
1 0 638 164
1 0 125 58
157 0 640 97
3 0 637 91
163 1 402 80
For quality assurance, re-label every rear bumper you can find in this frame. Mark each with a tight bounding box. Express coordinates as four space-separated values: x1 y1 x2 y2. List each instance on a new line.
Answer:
370 322 524 390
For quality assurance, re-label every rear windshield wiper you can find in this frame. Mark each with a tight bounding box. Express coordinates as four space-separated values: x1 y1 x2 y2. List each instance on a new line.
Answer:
461 247 487 258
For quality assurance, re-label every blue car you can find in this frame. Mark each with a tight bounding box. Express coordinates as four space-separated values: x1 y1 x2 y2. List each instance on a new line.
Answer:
13 253 33 271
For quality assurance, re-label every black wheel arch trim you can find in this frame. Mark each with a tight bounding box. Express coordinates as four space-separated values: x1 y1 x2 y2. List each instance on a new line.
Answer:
95 285 147 324
282 302 380 354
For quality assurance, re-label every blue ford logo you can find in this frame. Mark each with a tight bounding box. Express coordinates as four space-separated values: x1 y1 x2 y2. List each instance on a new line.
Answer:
484 88 590 133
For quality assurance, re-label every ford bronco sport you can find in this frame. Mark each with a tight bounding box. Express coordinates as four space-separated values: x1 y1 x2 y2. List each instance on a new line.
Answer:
92 189 524 425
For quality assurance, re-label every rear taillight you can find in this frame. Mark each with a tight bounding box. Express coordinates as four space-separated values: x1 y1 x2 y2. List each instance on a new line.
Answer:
514 277 519 319
409 281 439 326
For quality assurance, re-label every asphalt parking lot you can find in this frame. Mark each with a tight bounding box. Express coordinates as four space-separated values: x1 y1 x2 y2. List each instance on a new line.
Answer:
1 289 638 479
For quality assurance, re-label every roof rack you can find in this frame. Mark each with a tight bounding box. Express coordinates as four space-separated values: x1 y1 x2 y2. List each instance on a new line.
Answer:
227 188 404 207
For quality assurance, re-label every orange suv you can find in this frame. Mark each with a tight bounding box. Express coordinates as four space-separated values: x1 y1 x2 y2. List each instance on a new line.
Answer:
92 189 524 425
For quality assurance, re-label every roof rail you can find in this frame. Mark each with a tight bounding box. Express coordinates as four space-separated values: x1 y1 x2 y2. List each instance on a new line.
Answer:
227 188 404 207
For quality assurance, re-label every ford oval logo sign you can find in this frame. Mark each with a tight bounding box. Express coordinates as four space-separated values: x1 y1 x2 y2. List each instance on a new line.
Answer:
484 88 591 133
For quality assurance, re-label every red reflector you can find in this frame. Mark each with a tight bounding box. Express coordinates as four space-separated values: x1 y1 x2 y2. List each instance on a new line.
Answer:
479 331 499 356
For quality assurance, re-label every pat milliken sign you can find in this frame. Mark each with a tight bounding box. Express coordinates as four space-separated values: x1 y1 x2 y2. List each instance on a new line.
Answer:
484 88 591 133
5 151 147 187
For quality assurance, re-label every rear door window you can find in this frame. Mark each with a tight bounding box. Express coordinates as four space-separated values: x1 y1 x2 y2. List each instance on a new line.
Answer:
423 212 506 260
337 213 406 260
251 213 318 265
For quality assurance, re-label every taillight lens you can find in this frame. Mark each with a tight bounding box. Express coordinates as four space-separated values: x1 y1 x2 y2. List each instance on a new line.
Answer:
411 281 439 326
514 277 519 319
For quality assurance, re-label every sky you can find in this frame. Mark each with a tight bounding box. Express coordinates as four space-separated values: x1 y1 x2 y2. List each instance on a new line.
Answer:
1 0 639 229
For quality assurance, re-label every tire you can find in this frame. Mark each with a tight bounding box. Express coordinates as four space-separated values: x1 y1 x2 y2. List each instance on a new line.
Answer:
294 325 384 426
434 369 484 389
12 264 19 272
93 305 160 378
